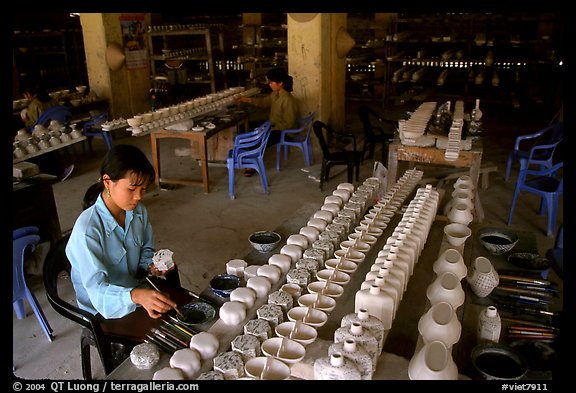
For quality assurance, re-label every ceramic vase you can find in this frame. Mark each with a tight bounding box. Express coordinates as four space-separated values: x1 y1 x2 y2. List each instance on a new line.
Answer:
447 203 474 226
432 248 467 280
328 338 374 380
313 353 361 380
426 271 465 310
418 301 462 348
334 322 380 368
467 256 499 297
408 340 459 380
341 308 386 354
477 306 501 344
354 284 395 332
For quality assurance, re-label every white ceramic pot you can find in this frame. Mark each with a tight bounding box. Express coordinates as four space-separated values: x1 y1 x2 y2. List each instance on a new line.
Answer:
246 276 272 298
280 244 303 263
230 287 257 309
426 271 466 310
257 264 282 284
432 248 467 280
268 253 292 274
219 301 247 325
299 226 320 244
448 203 474 226
226 259 247 277
169 348 201 379
418 301 462 348
408 340 459 380
189 331 219 360
287 234 310 250
443 223 472 247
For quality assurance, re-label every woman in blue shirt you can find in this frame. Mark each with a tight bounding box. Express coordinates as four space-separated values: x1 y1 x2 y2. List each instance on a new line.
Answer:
66 144 179 319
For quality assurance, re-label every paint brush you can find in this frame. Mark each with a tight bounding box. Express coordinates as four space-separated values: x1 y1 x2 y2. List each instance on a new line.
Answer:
145 277 185 319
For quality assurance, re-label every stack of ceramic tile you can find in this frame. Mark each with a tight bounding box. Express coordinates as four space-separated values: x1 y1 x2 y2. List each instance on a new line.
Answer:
444 101 464 161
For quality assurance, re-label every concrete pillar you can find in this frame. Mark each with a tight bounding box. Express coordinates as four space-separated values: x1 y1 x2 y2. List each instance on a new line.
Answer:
287 13 349 130
79 13 151 119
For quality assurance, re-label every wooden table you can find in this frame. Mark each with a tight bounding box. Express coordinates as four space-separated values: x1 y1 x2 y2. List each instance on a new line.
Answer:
150 114 248 194
387 138 483 192
387 138 484 221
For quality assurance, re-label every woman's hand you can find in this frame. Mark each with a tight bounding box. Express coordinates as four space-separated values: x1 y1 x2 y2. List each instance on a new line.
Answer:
130 288 177 319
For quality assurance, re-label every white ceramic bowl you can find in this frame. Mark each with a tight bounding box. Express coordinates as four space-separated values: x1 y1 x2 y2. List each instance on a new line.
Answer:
261 337 306 365
307 281 344 298
333 249 366 265
287 306 328 328
339 239 370 254
443 223 472 247
354 225 384 238
127 117 142 128
324 258 358 274
275 321 318 346
244 356 290 380
347 232 378 246
316 268 351 286
297 293 337 313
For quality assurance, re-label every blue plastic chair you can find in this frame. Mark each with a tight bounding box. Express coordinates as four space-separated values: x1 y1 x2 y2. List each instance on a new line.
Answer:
13 226 53 342
505 123 563 182
508 161 563 237
28 105 72 132
83 111 112 151
227 121 272 199
275 112 315 171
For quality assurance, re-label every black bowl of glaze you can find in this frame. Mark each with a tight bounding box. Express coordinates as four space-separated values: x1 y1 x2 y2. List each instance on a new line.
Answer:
177 301 216 325
209 274 241 298
471 343 528 380
249 231 281 253
478 227 519 255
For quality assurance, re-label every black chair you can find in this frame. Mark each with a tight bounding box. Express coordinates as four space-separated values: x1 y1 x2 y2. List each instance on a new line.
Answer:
83 111 112 151
357 105 397 163
312 120 362 191
42 234 138 379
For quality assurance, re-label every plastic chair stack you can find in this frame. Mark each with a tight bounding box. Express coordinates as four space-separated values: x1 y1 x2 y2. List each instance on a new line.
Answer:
13 226 53 342
227 121 272 199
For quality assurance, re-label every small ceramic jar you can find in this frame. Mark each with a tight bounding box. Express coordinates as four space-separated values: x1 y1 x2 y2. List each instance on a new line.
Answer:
295 258 321 276
257 303 284 329
244 318 272 342
153 367 184 380
286 267 311 289
303 248 325 264
170 348 202 379
226 259 247 278
257 264 282 284
287 234 310 249
232 334 262 362
247 276 272 298
268 290 293 314
299 226 320 244
268 253 292 274
189 331 219 360
313 209 334 224
281 244 303 263
213 351 245 380
230 287 257 309
319 230 341 248
219 301 247 325
196 370 225 380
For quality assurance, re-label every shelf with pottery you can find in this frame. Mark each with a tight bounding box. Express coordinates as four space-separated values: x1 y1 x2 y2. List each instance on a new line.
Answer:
13 133 87 164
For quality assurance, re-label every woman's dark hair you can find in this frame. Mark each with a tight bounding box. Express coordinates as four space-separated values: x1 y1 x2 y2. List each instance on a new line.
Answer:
82 144 156 209
266 67 294 92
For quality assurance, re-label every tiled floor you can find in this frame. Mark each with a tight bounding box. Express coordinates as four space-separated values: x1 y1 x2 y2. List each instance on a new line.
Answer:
12 100 563 380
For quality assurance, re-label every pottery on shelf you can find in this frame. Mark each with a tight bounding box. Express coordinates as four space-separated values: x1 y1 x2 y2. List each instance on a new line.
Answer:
467 256 499 297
